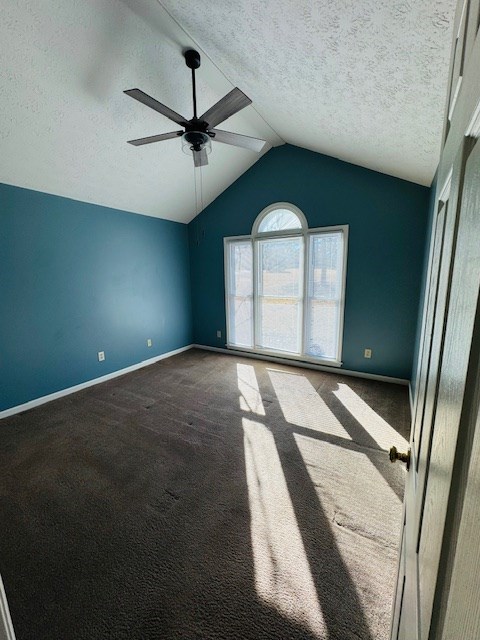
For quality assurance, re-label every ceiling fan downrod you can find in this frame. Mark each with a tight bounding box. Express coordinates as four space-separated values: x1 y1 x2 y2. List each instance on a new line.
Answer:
184 49 201 120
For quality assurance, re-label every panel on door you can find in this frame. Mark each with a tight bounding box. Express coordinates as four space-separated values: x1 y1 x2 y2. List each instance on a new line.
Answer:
411 200 448 463
465 0 480 56
447 0 469 123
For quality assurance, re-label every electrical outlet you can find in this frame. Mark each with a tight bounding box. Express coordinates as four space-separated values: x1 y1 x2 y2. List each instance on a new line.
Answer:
147 339 152 347
364 348 372 359
98 351 105 362
216 330 222 338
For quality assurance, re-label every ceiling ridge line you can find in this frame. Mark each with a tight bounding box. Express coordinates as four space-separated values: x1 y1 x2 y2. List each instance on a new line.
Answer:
155 0 285 145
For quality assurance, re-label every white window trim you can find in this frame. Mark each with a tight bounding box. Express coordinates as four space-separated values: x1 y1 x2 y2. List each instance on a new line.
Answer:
224 204 349 368
252 201 308 236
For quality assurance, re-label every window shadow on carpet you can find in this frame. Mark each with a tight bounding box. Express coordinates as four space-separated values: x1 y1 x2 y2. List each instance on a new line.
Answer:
0 349 408 640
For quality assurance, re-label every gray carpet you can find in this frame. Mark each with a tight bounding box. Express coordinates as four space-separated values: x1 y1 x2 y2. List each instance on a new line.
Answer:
0 349 409 639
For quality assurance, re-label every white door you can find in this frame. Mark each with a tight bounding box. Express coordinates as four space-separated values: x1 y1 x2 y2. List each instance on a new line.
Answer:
392 133 480 640
438 131 480 638
391 0 480 636
390 154 454 639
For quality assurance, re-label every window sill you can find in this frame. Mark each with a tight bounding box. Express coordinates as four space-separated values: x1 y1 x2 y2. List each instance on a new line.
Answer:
226 344 342 368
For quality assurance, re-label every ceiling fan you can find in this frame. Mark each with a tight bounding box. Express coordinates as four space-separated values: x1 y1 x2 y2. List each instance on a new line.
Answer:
124 49 267 167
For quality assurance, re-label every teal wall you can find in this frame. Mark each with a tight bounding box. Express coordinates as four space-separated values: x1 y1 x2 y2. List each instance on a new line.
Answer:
1 144 431 413
188 144 430 380
0 183 192 411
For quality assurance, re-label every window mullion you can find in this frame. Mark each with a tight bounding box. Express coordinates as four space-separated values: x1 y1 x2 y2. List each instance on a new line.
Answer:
253 238 259 349
301 233 309 357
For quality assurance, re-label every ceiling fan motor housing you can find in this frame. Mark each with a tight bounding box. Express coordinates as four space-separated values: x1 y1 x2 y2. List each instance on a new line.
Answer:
184 49 201 70
182 130 210 151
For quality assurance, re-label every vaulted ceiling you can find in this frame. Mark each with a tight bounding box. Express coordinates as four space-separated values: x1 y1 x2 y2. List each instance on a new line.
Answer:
0 0 455 223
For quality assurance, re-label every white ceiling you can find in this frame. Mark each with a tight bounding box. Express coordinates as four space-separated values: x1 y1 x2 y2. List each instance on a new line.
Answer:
0 1 455 223
161 0 456 186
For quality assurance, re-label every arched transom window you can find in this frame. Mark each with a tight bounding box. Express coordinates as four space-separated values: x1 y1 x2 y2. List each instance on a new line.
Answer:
225 203 348 365
254 205 305 234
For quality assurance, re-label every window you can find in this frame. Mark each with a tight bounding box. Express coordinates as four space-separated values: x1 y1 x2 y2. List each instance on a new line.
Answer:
257 208 302 233
225 203 348 365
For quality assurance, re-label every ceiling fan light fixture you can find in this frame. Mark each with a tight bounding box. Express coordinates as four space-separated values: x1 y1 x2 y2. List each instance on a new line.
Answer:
181 131 212 155
124 49 267 166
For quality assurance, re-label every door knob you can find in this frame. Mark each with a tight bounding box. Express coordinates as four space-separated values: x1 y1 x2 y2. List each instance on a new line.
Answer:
389 446 411 471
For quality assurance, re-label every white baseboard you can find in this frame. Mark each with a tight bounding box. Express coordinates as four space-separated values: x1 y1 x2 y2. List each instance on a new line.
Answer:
0 574 16 640
0 345 194 420
193 344 410 386
1 342 409 421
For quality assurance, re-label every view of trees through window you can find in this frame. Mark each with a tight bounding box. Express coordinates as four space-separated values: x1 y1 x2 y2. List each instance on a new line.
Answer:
226 207 346 363
258 237 303 353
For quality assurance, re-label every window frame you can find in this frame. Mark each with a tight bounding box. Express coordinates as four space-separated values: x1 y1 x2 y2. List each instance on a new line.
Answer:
224 203 348 367
252 202 308 237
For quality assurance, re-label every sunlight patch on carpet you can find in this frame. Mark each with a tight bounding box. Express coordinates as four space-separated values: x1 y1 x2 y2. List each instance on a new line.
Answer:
333 383 408 451
267 369 351 439
294 431 403 545
243 418 325 637
237 363 266 415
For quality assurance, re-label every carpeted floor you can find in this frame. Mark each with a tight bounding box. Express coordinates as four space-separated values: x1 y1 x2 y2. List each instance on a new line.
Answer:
0 349 410 640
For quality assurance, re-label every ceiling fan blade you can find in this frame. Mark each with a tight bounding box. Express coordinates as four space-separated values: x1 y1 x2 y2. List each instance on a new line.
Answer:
127 131 183 146
193 147 208 167
210 129 267 153
124 89 188 126
200 88 252 128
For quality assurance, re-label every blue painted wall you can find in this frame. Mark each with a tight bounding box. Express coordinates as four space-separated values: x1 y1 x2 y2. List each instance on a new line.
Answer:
188 144 430 380
0 183 192 411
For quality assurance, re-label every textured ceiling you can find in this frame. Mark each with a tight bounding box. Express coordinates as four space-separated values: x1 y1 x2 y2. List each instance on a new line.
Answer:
0 0 281 223
161 0 456 186
0 1 455 223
